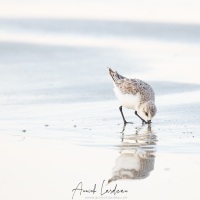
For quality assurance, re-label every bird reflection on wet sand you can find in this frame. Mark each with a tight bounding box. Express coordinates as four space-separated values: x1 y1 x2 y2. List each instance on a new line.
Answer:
108 124 157 183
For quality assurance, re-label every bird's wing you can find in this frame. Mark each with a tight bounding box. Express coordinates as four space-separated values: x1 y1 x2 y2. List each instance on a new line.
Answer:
115 78 139 95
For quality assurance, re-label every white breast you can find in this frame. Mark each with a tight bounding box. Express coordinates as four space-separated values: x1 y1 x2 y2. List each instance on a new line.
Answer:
114 85 140 110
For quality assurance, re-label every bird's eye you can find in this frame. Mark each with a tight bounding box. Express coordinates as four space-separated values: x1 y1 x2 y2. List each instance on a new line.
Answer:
145 112 148 117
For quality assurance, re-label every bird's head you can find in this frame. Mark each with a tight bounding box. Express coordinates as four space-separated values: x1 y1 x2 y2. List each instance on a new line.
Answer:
138 100 157 124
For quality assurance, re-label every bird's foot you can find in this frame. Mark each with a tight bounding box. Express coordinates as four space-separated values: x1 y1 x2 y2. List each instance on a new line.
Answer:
142 120 152 125
124 121 133 125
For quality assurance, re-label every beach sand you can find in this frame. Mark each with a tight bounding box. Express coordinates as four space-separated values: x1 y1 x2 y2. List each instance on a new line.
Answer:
0 17 200 200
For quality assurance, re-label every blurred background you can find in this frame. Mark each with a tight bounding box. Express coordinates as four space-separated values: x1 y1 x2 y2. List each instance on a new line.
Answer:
0 0 200 105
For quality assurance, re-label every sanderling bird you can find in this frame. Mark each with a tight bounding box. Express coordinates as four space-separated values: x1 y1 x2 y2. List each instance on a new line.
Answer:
109 68 157 124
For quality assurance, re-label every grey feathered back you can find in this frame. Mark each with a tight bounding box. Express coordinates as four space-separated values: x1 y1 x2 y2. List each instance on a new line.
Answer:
109 68 155 104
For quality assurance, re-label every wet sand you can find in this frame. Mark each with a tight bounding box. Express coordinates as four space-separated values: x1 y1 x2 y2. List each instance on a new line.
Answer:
0 18 200 200
0 95 200 200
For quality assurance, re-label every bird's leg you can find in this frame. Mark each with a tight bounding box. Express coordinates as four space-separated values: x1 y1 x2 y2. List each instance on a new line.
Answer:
119 106 127 124
135 111 147 124
119 106 133 124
